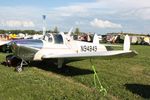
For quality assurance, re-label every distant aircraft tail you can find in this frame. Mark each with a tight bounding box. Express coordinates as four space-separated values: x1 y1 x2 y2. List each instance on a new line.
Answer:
65 27 73 41
123 35 130 51
68 27 73 36
60 27 73 43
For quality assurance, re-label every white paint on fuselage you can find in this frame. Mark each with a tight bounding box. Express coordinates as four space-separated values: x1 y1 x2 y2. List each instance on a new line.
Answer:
33 39 107 60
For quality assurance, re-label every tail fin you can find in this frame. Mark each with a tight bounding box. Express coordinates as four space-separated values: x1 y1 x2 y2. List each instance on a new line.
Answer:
123 35 130 51
93 33 99 44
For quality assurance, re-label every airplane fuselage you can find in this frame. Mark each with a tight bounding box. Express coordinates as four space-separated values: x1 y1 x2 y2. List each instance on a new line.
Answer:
11 39 107 61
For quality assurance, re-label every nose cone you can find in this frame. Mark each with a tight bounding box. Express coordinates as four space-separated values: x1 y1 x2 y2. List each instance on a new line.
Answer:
10 39 43 61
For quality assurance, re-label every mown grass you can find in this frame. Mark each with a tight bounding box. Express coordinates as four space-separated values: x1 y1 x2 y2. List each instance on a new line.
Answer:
0 45 150 100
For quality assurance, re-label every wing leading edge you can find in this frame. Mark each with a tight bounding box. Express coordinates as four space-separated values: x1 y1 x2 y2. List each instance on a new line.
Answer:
42 50 137 59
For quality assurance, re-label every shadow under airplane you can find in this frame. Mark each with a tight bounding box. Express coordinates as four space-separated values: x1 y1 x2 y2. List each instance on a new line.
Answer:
1 61 94 76
124 83 150 99
30 61 94 76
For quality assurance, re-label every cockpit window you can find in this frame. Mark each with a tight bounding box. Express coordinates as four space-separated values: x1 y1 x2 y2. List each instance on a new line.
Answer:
44 34 53 42
54 34 63 44
48 35 52 42
44 33 64 44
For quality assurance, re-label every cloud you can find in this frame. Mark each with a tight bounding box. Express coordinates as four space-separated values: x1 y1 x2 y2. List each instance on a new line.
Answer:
95 0 150 20
52 0 150 21
90 18 122 28
53 5 88 17
75 21 85 25
53 2 105 17
96 0 150 8
133 7 150 20
0 1 149 33
0 20 35 27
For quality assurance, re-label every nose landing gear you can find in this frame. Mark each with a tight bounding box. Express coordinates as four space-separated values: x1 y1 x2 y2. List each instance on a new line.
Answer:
6 55 28 72
15 59 28 72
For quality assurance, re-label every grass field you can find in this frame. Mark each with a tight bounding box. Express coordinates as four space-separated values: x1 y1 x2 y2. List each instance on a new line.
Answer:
0 45 150 100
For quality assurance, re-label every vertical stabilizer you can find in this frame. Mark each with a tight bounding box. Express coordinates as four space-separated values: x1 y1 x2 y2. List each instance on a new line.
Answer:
93 33 99 44
123 35 130 51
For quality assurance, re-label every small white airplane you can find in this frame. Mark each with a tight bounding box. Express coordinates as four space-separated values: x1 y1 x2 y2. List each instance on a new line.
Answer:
6 30 137 72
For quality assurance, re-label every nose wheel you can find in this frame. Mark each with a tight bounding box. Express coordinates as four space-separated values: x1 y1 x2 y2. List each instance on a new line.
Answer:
15 66 23 72
15 59 28 72
6 55 13 67
6 55 28 72
57 58 64 68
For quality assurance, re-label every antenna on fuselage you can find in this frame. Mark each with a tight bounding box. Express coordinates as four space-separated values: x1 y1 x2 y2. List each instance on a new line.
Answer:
42 15 46 36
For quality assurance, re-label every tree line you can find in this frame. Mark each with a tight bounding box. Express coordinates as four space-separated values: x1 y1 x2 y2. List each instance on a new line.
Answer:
0 30 41 35
0 27 81 35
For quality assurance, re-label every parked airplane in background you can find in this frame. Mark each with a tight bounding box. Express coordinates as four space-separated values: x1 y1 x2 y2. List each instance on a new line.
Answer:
5 30 137 72
0 40 10 46
0 40 12 52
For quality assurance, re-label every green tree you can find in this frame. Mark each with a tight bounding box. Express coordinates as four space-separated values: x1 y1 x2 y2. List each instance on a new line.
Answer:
0 30 5 34
53 26 59 33
74 27 80 35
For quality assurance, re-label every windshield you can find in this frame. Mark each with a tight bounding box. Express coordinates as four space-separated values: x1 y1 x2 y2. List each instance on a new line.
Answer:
53 34 63 44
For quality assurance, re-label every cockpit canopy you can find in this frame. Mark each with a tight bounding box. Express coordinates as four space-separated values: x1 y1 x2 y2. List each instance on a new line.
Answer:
44 33 64 44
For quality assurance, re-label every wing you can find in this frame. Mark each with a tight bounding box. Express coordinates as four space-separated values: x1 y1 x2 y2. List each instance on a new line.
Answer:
42 50 137 59
0 40 11 46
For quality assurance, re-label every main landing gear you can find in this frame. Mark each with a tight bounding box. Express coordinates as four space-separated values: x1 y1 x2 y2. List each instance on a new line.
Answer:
57 58 64 69
6 55 28 72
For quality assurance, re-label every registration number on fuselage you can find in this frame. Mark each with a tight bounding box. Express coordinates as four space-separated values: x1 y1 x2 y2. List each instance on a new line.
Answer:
80 45 97 52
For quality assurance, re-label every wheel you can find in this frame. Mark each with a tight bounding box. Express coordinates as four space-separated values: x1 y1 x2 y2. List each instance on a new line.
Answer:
6 55 13 67
15 66 23 72
6 58 11 67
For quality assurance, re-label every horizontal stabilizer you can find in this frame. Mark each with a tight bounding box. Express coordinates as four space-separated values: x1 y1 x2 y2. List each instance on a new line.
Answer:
102 44 122 47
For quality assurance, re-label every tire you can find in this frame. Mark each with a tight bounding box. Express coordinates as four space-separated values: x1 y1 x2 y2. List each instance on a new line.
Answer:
15 66 22 72
6 55 13 67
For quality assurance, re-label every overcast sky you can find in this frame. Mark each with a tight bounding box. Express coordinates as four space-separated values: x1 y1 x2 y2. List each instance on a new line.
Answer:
0 0 150 34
